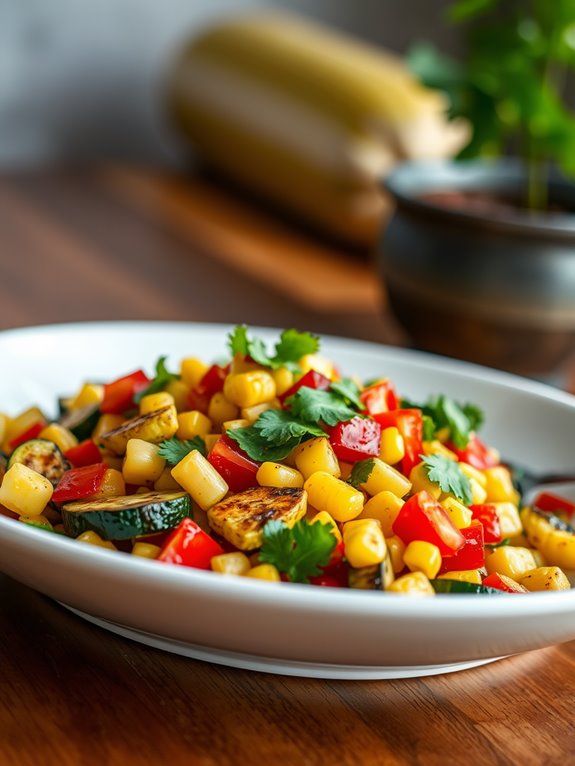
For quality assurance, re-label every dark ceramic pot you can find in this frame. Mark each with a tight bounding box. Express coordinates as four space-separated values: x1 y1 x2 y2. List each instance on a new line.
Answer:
380 160 575 376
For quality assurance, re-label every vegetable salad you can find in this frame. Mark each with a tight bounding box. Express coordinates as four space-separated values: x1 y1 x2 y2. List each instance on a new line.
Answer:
0 326 574 596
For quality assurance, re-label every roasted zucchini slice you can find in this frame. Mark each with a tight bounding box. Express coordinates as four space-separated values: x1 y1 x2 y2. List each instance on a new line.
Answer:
99 405 178 455
348 548 395 590
207 486 307 550
430 579 503 595
62 491 191 540
58 403 101 441
8 439 70 486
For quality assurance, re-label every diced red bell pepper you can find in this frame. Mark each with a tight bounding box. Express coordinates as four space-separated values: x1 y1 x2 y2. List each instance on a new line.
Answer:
52 463 108 503
360 379 399 415
207 434 260 492
64 439 102 468
470 503 502 544
308 573 347 588
329 417 381 463
279 369 331 404
533 491 575 519
100 370 150 415
373 408 423 475
440 520 485 572
188 364 229 412
7 421 46 452
158 518 224 569
482 572 528 593
448 434 499 470
392 490 465 556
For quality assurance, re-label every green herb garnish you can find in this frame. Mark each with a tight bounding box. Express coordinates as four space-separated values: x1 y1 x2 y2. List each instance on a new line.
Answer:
259 519 337 583
134 356 180 403
422 453 473 505
228 325 319 373
401 394 484 448
226 410 325 462
158 436 207 465
286 387 358 427
329 378 363 410
347 458 376 488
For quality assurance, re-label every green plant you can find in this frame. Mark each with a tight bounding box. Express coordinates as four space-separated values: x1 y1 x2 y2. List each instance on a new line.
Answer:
408 0 575 210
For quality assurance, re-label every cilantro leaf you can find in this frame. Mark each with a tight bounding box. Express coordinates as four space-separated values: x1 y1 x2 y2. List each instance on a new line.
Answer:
259 519 336 583
347 458 375 488
422 454 473 505
134 356 180 403
228 324 249 356
422 414 436 442
329 378 363 410
226 410 325 461
158 436 207 465
226 325 319 372
400 394 484 448
286 387 358 427
463 403 484 434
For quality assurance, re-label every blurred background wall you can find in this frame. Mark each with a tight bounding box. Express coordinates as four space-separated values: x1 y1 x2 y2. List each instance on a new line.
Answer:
0 0 458 166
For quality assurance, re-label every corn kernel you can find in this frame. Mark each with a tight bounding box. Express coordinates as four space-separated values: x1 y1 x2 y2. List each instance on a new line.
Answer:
294 437 340 479
304 471 364 522
122 439 166 484
437 569 482 584
0 463 53 517
459 462 487 487
90 468 125 499
257 462 304 489
387 571 435 596
92 414 125 443
241 400 281 424
422 440 458 461
245 564 281 581
223 371 276 409
68 383 103 410
19 514 53 531
100 452 124 471
385 535 407 573
403 540 442 579
409 462 441 500
204 434 220 454
299 354 335 380
271 367 294 396
154 466 183 492
76 530 117 550
483 466 520 504
493 502 522 538
363 458 412 498
485 546 537 581
211 551 251 575
38 423 78 454
309 510 342 542
223 418 250 432
541 529 575 570
343 518 386 568
0 413 10 445
379 427 405 465
180 357 209 388
139 391 176 415
177 410 212 440
229 354 262 375
171 450 229 511
132 542 161 559
207 393 239 430
441 496 472 529
4 407 47 451
519 566 570 591
164 380 190 412
357 491 404 537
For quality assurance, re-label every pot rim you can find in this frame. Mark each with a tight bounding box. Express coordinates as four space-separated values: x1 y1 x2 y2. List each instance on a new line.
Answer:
384 159 575 239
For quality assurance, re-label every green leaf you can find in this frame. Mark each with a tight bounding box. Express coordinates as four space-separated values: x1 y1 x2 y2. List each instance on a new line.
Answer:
486 537 511 549
422 415 437 442
400 394 484 448
134 356 179 403
259 519 337 583
226 410 325 462
158 436 207 465
329 378 363 410
462 403 484 433
423 454 473 505
287 388 358 427
347 458 375 488
228 324 249 357
273 329 319 369
447 0 498 23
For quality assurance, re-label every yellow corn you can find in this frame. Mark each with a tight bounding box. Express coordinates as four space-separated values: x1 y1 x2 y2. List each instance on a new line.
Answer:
529 547 547 567
257 462 304 489
177 410 212 439
299 353 335 380
19 514 53 531
0 463 53 517
363 458 412 498
171 450 229 511
0 413 10 446
207 393 239 430
422 440 458 461
92 414 125 443
309 510 342 542
379 426 405 465
154 466 183 492
385 535 407 573
223 418 250 432
132 542 162 559
139 391 176 415
241 400 281 423
100 452 124 471
223 370 277 409
68 383 103 410
343 518 386 568
90 468 126 499
437 569 482 584
293 437 340 479
409 462 442 500
387 571 435 596
245 563 281 581
164 379 190 412
357 490 404 537
3 407 47 451
541 529 575 570
304 471 364 522
211 551 251 575
229 354 262 375
122 439 166 484
204 434 220 454
483 466 520 504
403 540 442 579
485 546 537 581
38 423 78 454
519 566 570 591
180 357 209 388
76 530 117 550
493 502 522 538
441 496 472 529
271 367 294 396
459 462 487 487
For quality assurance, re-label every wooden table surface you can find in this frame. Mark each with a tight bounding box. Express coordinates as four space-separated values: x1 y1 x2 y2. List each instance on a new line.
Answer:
1 168 574 766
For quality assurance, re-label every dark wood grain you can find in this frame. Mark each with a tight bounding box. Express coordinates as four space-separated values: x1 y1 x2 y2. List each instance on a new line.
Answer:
0 169 574 766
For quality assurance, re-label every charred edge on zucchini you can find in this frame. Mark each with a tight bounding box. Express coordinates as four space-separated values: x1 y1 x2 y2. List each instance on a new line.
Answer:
430 579 503 595
99 406 179 455
61 491 192 540
58 403 101 441
532 507 575 535
348 550 395 590
8 439 70 486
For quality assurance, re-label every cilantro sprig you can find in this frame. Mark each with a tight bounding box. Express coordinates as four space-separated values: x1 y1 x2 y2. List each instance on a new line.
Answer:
401 394 484 448
134 356 180 403
259 519 336 583
347 458 375 489
228 325 319 373
422 454 473 505
158 436 207 465
227 410 324 462
286 387 358 427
